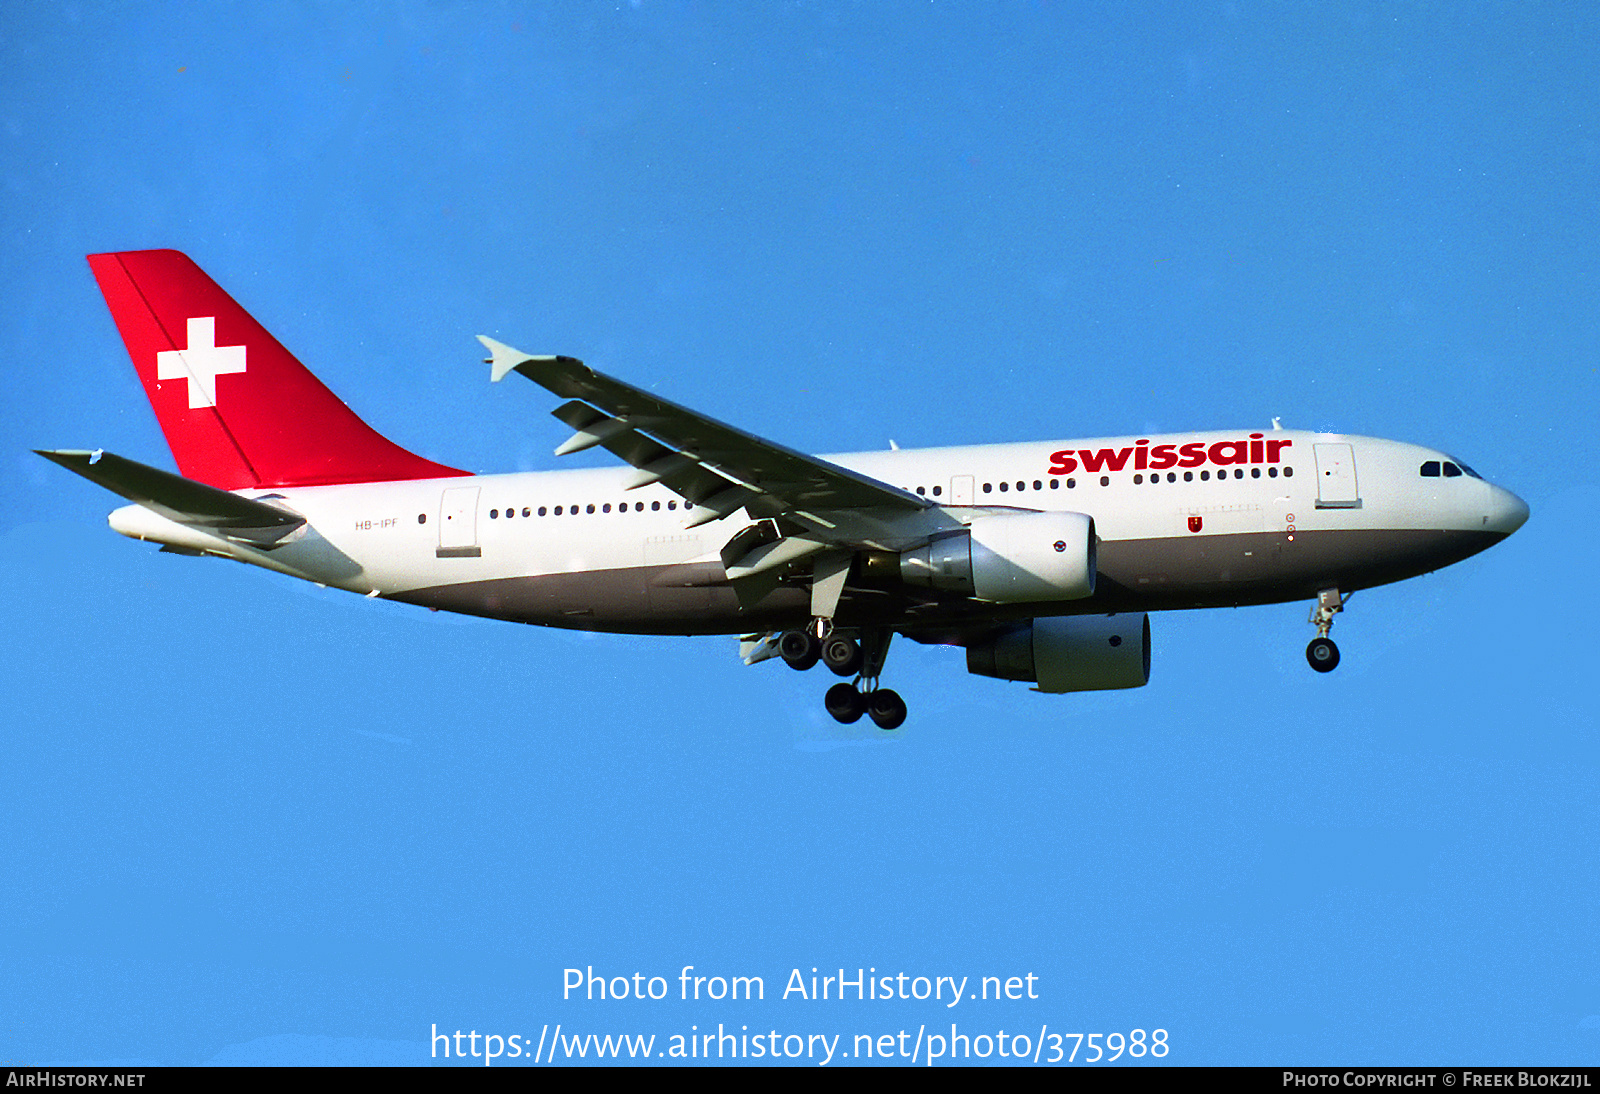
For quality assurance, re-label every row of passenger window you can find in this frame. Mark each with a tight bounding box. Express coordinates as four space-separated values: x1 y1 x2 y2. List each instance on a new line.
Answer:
415 499 688 524
490 499 683 519
1131 467 1291 484
903 466 1294 496
441 464 1303 525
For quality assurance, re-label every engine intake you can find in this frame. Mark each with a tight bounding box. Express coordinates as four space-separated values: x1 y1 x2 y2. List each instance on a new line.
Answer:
900 512 1097 603
967 614 1151 692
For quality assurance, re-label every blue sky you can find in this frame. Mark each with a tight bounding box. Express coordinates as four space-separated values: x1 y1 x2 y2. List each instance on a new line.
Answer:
2 1 1596 1066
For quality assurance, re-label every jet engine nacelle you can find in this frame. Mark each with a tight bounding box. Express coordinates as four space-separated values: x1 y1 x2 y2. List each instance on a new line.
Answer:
900 512 1097 603
966 613 1151 692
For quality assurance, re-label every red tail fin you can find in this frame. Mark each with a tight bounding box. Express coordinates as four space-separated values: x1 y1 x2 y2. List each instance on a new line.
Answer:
87 249 468 489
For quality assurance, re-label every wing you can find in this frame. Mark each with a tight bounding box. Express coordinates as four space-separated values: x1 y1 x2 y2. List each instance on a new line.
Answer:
479 337 929 530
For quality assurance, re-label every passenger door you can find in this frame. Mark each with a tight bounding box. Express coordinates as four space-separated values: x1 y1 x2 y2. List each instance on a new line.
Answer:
437 486 482 557
1313 444 1361 509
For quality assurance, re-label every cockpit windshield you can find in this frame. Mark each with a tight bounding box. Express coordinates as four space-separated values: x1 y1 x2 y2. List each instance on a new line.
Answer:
1419 458 1483 480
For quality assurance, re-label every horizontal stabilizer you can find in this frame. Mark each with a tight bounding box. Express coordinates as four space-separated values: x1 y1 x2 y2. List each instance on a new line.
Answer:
36 449 305 546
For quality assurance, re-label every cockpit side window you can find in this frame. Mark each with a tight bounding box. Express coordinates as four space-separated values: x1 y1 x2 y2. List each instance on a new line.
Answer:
1443 462 1463 478
1420 461 1441 477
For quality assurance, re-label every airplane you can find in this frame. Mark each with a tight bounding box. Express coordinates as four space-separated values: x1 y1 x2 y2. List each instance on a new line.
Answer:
40 249 1530 730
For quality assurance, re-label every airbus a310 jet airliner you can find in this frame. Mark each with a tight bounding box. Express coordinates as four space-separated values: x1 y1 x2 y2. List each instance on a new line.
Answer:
42 250 1529 729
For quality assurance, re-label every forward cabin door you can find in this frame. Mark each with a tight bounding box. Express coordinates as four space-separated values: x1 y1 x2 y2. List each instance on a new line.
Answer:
1313 443 1361 509
437 485 482 557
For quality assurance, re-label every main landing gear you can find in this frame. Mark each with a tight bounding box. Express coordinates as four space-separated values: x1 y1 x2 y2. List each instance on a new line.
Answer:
1305 587 1346 673
780 625 905 729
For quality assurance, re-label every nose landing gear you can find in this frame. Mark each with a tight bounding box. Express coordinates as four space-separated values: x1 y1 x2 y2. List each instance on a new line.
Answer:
1305 587 1346 673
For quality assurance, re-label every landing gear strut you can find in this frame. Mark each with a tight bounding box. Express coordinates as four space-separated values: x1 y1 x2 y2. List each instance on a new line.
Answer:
843 628 906 730
784 625 907 729
1305 587 1345 673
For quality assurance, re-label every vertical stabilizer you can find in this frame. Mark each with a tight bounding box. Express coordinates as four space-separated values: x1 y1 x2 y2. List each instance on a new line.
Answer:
87 249 468 489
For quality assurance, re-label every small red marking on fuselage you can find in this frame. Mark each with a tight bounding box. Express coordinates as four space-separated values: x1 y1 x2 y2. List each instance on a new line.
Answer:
1188 515 1203 533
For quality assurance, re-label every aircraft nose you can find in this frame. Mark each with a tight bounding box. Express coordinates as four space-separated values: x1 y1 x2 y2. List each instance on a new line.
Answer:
1485 485 1530 535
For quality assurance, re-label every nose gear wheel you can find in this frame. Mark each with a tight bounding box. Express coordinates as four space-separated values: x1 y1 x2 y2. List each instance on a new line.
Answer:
1306 636 1340 672
1305 588 1347 673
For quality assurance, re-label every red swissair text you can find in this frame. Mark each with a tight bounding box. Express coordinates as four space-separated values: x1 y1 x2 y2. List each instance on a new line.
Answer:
1049 435 1293 476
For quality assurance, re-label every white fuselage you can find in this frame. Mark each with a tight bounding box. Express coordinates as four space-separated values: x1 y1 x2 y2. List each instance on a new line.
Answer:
109 428 1527 636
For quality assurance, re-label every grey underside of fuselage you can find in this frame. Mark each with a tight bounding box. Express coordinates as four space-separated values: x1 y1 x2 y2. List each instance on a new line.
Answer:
385 528 1506 640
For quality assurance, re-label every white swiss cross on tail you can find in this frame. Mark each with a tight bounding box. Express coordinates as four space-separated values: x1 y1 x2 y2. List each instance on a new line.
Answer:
155 317 246 409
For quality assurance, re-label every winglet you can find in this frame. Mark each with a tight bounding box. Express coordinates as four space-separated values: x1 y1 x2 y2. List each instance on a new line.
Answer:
478 335 540 383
